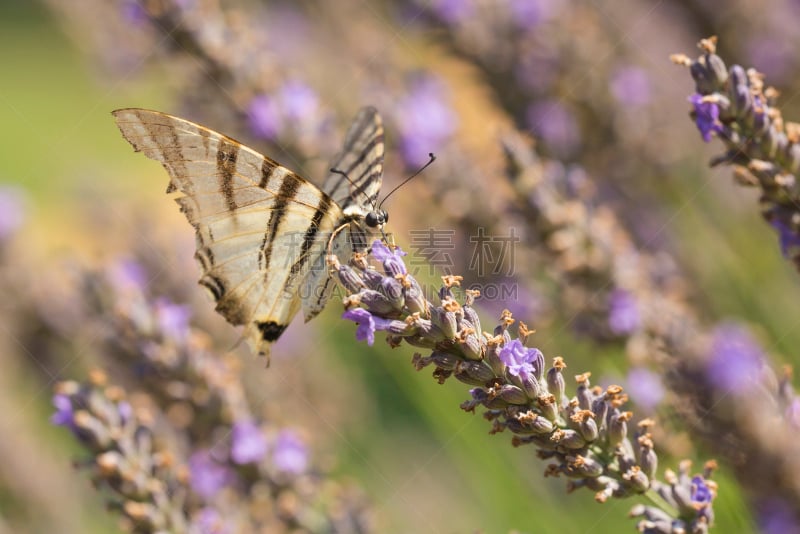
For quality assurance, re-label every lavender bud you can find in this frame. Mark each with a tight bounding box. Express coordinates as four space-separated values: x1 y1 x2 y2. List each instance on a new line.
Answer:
378 276 405 309
565 455 604 478
414 318 447 342
591 397 608 432
518 374 541 399
536 394 559 422
458 331 483 361
359 289 397 315
608 411 631 448
512 411 554 435
400 274 429 317
454 361 495 385
622 466 650 493
334 262 367 293
484 337 506 376
495 384 529 405
637 436 658 481
431 306 457 339
571 410 599 442
425 351 459 370
786 143 800 174
575 372 593 410
463 305 481 336
552 429 586 450
546 358 567 407
728 65 751 118
360 267 385 290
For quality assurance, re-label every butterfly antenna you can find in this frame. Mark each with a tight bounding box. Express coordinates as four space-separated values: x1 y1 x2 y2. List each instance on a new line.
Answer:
378 153 436 210
329 167 376 209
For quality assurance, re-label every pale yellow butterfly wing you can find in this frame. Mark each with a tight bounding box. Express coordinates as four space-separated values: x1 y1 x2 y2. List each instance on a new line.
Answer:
112 108 343 356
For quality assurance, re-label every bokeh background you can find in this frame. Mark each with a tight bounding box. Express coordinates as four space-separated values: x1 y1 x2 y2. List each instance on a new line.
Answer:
3 0 800 532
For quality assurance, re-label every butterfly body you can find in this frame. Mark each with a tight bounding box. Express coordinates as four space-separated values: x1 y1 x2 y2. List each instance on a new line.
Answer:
112 107 386 356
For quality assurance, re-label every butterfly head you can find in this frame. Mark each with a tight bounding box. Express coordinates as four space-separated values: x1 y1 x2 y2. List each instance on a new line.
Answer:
365 209 389 229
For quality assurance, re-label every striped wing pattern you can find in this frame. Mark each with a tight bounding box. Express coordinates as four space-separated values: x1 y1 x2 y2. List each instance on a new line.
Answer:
112 108 343 356
322 106 385 213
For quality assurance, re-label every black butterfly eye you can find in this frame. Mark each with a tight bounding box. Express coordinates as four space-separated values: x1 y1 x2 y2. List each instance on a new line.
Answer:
366 211 380 227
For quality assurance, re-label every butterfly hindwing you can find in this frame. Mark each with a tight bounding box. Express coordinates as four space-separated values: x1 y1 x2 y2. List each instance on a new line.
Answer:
112 108 344 355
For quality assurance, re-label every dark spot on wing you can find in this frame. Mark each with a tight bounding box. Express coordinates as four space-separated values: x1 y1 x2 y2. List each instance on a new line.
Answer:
256 320 288 342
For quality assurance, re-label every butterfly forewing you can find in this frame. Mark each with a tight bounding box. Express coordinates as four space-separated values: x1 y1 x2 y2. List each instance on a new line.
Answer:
112 108 344 356
322 106 385 213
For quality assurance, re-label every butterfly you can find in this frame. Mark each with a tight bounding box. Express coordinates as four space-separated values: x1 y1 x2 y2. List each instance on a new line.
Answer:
112 106 389 357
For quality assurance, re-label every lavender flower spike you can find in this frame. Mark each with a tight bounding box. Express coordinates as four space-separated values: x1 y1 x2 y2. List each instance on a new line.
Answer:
330 239 717 530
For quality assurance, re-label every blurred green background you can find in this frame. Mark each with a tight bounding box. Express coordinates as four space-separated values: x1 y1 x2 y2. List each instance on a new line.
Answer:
4 0 800 532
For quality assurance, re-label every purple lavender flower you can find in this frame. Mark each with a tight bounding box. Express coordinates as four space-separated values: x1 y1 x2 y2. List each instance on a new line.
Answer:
191 507 230 534
189 450 235 499
154 298 191 344
787 398 800 429
498 339 542 382
272 430 308 475
746 37 793 85
395 75 457 167
707 322 765 393
121 1 149 25
371 239 407 276
688 93 723 142
610 66 651 108
758 499 800 534
278 81 319 123
691 476 713 506
342 308 393 346
0 185 25 240
508 0 563 30
526 100 580 156
247 94 283 140
625 368 664 412
608 289 641 335
230 420 268 465
428 0 474 24
50 394 74 428
107 259 147 293
770 220 800 257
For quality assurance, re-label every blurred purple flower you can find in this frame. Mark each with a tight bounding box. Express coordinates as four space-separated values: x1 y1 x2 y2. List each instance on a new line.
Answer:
371 239 407 276
689 93 722 142
498 339 542 382
770 220 800 257
0 185 25 240
758 499 800 534
508 0 563 30
610 66 651 107
342 308 393 346
625 368 664 412
746 37 794 85
707 322 765 393
278 81 319 123
192 507 230 534
107 259 147 294
248 94 283 140
51 394 74 428
608 289 640 335
787 398 800 429
272 430 308 475
477 278 546 326
526 100 580 156
189 450 235 499
396 75 457 167
154 298 191 344
428 0 474 24
230 420 268 465
121 1 148 25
